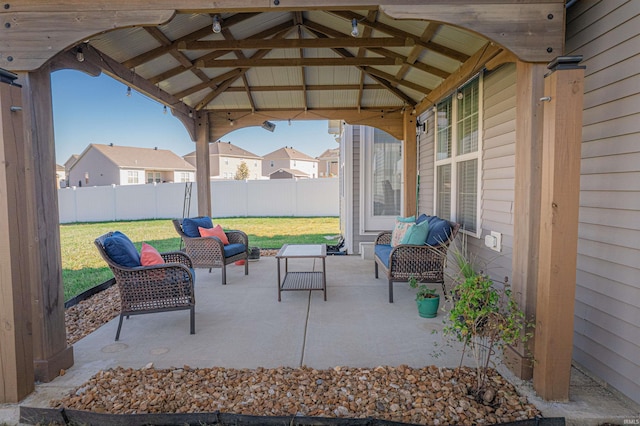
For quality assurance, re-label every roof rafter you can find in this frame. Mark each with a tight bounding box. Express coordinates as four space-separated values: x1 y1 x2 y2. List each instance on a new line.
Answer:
357 10 379 112
328 10 470 63
221 28 257 113
394 22 441 84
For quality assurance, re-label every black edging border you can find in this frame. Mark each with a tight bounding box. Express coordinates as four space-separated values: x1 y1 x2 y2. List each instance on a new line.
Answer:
64 278 116 309
20 407 565 426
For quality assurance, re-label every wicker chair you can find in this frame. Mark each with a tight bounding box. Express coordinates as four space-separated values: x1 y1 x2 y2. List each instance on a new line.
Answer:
172 219 249 285
374 220 460 303
95 232 196 341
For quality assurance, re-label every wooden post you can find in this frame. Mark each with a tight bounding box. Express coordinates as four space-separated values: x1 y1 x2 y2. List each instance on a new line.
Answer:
402 109 417 217
196 112 211 218
0 71 35 402
533 57 585 401
504 61 546 380
20 66 74 382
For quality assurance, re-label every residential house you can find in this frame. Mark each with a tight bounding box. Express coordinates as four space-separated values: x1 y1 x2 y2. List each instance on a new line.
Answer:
269 168 309 180
67 144 195 187
317 148 339 178
339 0 640 407
262 147 319 178
55 164 66 188
183 141 262 180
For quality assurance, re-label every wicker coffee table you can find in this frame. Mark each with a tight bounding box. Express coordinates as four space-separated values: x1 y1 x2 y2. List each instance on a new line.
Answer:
276 244 327 301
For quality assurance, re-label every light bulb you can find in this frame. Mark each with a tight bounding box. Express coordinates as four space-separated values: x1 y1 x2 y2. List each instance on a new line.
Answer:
163 105 167 115
351 18 359 37
212 15 222 34
126 86 131 97
229 119 234 126
76 46 84 62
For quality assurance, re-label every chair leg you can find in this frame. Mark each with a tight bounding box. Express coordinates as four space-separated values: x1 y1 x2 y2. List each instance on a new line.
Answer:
388 280 394 303
222 264 227 285
245 257 249 275
374 261 378 279
190 306 195 335
441 282 447 297
115 314 124 341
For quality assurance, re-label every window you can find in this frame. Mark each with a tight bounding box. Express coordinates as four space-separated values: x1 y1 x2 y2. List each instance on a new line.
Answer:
178 172 190 183
270 161 274 167
127 171 139 184
434 75 482 235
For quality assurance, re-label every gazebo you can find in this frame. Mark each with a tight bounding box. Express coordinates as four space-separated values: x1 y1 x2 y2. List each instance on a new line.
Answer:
0 0 583 404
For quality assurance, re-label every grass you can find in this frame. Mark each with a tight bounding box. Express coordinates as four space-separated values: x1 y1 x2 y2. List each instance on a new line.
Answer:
60 217 340 301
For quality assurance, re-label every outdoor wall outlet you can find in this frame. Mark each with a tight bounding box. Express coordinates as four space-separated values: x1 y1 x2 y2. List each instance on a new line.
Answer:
484 231 502 252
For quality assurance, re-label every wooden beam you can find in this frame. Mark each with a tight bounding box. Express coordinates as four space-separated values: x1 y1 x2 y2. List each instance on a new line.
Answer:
77 45 193 120
182 37 413 50
328 10 470 62
356 10 379 112
123 13 260 70
224 84 384 92
363 67 431 94
504 61 546 381
414 42 502 113
304 20 450 79
394 23 440 83
207 108 405 141
221 28 257 112
19 66 74 383
198 57 400 68
402 109 417 217
147 21 295 85
533 60 585 401
195 113 211 218
381 2 564 63
0 79 35 403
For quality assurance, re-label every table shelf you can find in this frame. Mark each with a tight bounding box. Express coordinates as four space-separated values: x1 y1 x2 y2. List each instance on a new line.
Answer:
281 272 324 291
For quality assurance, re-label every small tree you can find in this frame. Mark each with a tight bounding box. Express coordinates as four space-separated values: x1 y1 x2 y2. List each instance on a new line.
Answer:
442 239 533 402
234 161 250 180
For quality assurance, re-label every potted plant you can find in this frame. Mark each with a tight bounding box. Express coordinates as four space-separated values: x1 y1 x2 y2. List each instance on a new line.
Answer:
409 276 440 318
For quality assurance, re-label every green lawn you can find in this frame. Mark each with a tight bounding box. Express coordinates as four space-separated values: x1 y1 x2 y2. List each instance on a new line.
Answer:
61 217 340 301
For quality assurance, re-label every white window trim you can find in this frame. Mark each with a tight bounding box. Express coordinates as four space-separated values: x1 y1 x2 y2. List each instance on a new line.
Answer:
433 73 483 238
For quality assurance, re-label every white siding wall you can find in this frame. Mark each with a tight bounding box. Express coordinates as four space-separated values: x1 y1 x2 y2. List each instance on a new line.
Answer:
68 149 120 187
566 0 640 405
417 109 434 215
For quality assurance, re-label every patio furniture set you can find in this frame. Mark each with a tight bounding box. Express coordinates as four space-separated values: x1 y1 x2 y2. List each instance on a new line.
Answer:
95 215 459 340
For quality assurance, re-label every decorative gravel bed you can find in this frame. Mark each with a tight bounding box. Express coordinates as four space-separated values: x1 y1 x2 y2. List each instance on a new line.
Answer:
61 249 540 425
50 364 539 425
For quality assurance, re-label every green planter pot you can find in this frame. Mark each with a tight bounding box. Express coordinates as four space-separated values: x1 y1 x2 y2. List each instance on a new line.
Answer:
416 295 440 318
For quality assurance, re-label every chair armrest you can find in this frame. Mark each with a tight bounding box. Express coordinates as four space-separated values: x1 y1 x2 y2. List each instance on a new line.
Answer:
387 244 448 280
375 231 392 245
226 230 249 246
161 251 193 268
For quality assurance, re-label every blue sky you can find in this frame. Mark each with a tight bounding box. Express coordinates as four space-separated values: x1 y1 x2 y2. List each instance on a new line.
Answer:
51 70 339 164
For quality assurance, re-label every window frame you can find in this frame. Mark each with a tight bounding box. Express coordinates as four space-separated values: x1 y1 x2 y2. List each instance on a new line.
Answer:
433 73 483 238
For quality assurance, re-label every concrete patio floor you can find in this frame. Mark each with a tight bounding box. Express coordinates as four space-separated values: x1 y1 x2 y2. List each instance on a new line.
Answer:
1 254 638 425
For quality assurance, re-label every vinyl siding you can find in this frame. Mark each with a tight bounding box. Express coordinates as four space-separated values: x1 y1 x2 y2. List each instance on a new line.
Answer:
567 0 640 405
417 109 434 215
466 64 517 283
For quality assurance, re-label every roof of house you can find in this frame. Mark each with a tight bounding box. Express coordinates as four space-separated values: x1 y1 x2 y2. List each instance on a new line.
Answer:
317 148 340 160
183 141 262 159
78 144 195 171
269 168 310 177
56 164 65 172
64 154 79 170
263 147 318 162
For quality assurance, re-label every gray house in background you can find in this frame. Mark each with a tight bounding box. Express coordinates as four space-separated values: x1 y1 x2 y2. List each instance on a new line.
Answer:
183 141 263 180
67 144 195 187
317 148 339 178
262 147 319 178
341 0 640 407
269 168 309 180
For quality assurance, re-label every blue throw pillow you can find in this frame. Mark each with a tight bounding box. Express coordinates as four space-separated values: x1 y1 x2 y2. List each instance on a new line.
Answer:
401 220 430 245
182 216 213 237
416 213 429 225
425 218 452 246
104 231 141 267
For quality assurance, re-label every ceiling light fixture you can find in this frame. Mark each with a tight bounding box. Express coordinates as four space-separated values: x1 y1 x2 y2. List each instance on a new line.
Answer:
76 45 85 62
262 121 276 132
163 105 167 115
350 18 359 37
212 15 222 34
126 86 131 97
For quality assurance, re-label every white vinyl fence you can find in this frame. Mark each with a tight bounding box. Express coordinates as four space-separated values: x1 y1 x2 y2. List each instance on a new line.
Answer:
58 179 339 223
